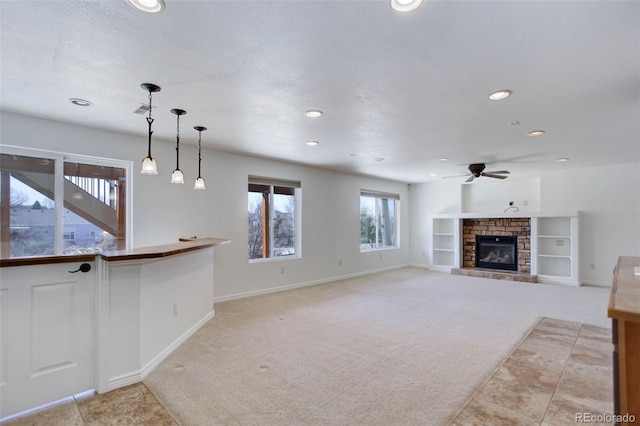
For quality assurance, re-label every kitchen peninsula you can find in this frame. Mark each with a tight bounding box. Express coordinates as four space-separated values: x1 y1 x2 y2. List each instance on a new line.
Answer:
0 237 229 418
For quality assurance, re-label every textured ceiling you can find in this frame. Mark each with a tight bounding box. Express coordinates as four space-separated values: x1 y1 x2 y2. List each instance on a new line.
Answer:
1 0 639 183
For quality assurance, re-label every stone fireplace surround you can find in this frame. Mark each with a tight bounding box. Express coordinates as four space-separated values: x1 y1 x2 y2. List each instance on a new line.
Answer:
462 217 531 273
452 217 537 283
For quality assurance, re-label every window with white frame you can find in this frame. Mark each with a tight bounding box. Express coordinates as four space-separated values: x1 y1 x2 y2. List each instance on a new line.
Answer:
0 147 131 258
360 190 399 251
248 176 300 260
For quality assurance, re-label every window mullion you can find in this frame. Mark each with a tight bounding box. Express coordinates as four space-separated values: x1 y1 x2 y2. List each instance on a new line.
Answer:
54 155 65 255
269 186 275 258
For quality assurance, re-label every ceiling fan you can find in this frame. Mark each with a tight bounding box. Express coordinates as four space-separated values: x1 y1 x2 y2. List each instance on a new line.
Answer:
445 163 510 182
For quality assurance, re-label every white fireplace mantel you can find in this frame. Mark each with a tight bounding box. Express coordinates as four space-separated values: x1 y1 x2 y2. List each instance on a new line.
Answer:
429 211 579 220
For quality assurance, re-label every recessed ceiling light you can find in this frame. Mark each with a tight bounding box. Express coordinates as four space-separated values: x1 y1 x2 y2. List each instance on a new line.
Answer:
390 0 423 12
430 173 439 177
126 0 165 13
375 158 385 162
439 158 448 162
305 110 323 118
488 90 512 101
69 98 92 107
556 157 569 162
305 140 319 146
528 130 546 137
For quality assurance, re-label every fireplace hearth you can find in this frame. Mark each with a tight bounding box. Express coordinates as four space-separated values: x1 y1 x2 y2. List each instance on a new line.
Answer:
476 235 518 271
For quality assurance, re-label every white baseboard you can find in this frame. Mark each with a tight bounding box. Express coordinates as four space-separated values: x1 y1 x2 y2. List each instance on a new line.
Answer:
536 276 581 287
580 279 611 288
105 310 215 392
408 263 430 269
214 264 410 303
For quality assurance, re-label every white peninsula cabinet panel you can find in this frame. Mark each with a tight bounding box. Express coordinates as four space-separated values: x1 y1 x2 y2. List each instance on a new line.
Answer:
0 261 95 418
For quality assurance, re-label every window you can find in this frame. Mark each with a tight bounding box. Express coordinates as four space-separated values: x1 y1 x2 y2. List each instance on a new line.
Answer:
248 176 300 260
360 190 399 251
0 147 131 258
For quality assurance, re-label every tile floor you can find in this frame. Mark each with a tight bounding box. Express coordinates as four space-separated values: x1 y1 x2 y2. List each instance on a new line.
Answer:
452 318 614 426
2 318 613 426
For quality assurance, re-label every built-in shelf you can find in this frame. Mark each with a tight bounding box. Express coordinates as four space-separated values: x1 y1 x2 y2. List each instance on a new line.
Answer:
532 215 579 284
430 218 460 271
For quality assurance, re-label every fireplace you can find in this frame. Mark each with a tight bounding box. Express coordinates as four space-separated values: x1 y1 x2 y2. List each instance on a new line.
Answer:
476 235 518 271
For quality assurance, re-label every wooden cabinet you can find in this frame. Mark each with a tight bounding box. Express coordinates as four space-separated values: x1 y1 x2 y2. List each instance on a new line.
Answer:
608 256 640 425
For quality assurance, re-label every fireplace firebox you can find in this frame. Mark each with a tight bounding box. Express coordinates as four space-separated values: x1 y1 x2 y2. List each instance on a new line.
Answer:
476 235 518 271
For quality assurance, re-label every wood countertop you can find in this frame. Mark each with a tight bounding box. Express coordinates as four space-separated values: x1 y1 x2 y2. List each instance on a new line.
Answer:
100 237 230 261
608 256 640 323
0 237 230 267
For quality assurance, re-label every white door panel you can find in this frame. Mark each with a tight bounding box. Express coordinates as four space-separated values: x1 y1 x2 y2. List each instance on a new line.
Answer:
0 262 94 418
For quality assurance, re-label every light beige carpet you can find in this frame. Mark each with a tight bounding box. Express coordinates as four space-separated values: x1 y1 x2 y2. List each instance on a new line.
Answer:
144 268 611 425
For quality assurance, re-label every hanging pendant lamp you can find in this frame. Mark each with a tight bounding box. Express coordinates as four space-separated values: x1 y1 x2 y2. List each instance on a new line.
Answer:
140 83 161 175
194 126 207 190
170 108 187 184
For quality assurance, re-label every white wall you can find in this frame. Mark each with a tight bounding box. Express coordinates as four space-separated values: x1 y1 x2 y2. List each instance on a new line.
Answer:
1 111 410 300
461 177 541 213
539 163 640 285
410 164 640 285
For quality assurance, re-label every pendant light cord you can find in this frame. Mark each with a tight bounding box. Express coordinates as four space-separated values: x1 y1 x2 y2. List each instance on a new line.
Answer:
175 114 181 169
146 90 154 159
197 131 202 177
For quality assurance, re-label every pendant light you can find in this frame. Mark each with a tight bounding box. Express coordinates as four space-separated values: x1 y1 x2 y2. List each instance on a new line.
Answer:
170 108 187 184
140 83 161 175
194 126 207 190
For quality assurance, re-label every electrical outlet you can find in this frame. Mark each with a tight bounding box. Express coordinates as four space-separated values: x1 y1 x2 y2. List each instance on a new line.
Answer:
338 259 342 266
556 240 564 246
523 200 528 206
590 262 596 270
173 304 179 317
281 266 285 274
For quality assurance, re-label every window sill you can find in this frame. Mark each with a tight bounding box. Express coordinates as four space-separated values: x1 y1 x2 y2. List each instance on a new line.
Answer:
360 246 400 253
249 255 301 264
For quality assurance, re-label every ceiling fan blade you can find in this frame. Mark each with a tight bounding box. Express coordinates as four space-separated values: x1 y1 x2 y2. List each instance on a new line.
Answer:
482 173 508 179
465 175 475 182
442 174 470 179
484 170 510 175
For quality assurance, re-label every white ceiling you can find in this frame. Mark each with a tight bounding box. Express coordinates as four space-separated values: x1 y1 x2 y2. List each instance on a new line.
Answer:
1 0 639 183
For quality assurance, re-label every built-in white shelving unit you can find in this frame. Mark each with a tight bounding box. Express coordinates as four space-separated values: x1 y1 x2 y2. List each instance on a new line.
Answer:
430 217 460 272
429 212 580 285
531 215 579 285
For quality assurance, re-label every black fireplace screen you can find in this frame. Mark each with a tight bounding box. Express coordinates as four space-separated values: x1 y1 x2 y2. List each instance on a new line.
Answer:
476 235 518 271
